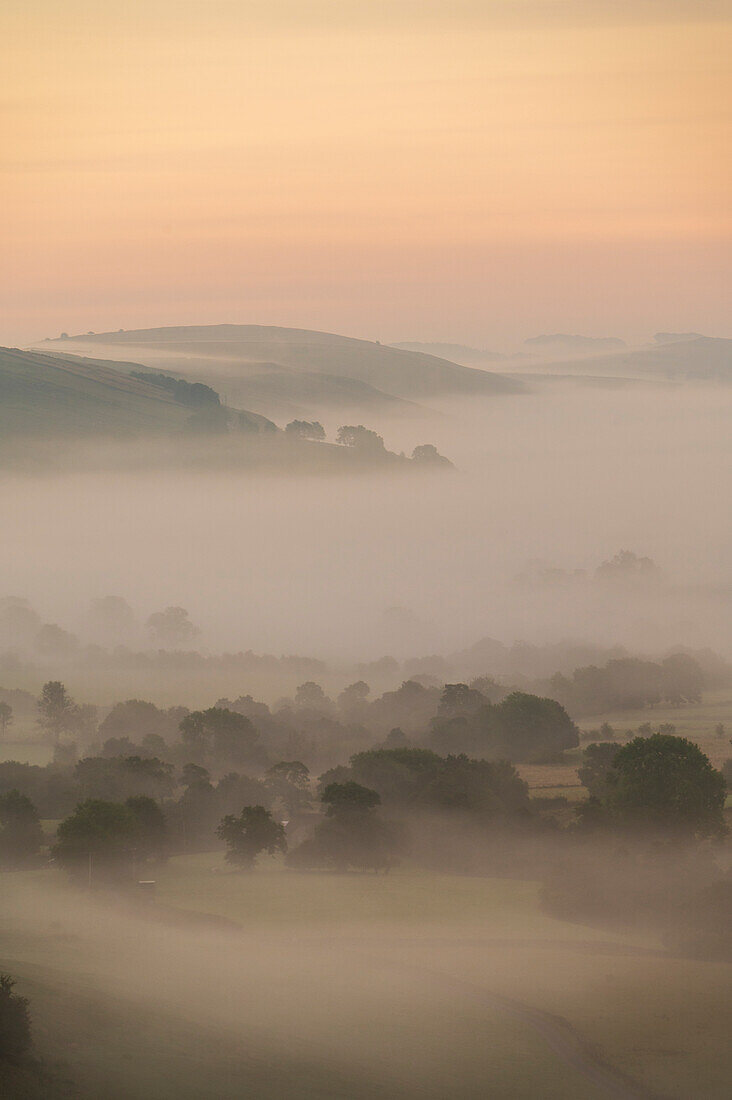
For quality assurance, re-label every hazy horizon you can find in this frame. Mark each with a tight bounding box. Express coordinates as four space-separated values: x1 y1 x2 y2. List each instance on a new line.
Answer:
3 1 730 347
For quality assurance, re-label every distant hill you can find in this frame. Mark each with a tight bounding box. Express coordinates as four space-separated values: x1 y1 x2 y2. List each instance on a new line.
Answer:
0 347 276 437
390 342 507 368
0 346 456 475
35 325 521 417
653 332 705 345
525 334 626 355
530 336 732 383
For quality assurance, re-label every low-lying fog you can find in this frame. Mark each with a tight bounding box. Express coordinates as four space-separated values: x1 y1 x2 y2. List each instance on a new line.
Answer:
2 384 730 662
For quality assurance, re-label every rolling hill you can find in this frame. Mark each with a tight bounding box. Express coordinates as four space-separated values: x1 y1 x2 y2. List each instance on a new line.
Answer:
0 347 275 436
34 325 521 418
518 336 732 382
391 341 509 368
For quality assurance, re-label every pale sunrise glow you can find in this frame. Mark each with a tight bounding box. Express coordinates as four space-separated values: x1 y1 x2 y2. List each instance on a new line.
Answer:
2 0 730 345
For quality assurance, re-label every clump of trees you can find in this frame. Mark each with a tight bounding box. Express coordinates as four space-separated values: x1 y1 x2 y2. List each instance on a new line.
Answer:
411 444 453 468
130 371 220 408
287 781 401 872
336 425 386 452
145 607 200 648
52 796 167 882
324 746 531 821
285 420 325 441
548 653 704 715
179 707 264 769
431 685 579 762
592 734 726 839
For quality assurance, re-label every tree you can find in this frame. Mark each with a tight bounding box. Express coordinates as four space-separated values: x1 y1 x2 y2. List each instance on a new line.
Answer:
37 681 77 746
411 444 453 467
88 596 137 642
607 734 727 839
0 974 31 1063
595 550 662 583
0 703 12 738
146 606 200 648
285 420 326 441
53 799 137 881
336 425 385 451
174 765 217 850
492 692 579 762
577 742 620 801
265 761 311 815
660 653 704 705
98 699 173 744
216 806 286 869
179 707 260 767
294 682 330 710
126 795 167 862
0 597 41 650
0 790 44 868
33 623 80 657
322 780 381 816
289 781 400 872
337 681 370 714
75 755 174 803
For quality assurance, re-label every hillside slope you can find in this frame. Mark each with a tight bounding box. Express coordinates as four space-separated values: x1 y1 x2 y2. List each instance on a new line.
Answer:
36 326 522 411
0 348 275 436
524 336 732 382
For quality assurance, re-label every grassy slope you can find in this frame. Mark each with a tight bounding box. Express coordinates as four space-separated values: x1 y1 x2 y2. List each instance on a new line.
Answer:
153 857 731 1099
525 336 732 382
1 867 596 1100
0 348 191 437
36 325 522 401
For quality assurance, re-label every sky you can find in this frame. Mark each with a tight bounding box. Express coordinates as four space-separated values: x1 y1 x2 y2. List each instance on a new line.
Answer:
2 0 730 348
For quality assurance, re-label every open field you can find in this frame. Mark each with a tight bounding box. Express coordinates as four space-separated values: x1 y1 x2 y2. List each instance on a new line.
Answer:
516 691 732 799
2 866 600 1100
582 690 732 770
2 859 728 1098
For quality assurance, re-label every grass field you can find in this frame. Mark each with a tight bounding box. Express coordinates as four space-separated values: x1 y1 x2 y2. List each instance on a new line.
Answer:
2 858 728 1099
1 866 602 1099
518 690 732 800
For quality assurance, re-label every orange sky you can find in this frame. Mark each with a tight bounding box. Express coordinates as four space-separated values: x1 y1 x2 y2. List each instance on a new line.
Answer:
2 1 730 346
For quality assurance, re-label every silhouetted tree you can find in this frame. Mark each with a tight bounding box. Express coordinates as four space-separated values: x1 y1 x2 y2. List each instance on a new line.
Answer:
265 761 311 815
126 795 167 862
0 703 12 738
146 606 200 647
607 734 726 839
53 799 137 882
577 742 620 801
411 444 452 467
285 420 326 441
37 681 77 747
289 781 400 872
216 806 286 869
0 790 43 868
0 974 31 1063
179 707 261 767
336 425 385 451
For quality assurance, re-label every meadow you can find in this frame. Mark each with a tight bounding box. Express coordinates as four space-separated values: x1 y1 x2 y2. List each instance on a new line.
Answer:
2 858 730 1099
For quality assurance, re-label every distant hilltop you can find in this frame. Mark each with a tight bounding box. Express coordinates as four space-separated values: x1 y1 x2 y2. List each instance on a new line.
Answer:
525 334 627 352
33 323 522 422
390 342 507 368
653 332 705 344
